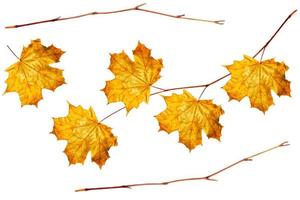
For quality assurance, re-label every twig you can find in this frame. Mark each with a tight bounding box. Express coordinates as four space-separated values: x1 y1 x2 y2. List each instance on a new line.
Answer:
5 3 224 29
75 141 289 192
99 9 296 122
150 73 230 96
253 9 297 59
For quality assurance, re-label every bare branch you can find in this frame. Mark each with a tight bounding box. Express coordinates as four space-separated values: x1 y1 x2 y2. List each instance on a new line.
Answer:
5 3 224 29
75 141 289 192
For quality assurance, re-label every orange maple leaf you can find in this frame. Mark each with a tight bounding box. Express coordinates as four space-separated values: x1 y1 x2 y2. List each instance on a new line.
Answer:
103 42 163 112
5 39 65 106
52 103 117 168
223 55 291 112
155 90 224 150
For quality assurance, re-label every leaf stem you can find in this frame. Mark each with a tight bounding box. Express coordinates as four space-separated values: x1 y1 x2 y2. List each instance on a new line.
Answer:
5 3 224 29
198 86 209 100
75 141 289 192
151 85 167 91
6 45 20 60
100 107 125 122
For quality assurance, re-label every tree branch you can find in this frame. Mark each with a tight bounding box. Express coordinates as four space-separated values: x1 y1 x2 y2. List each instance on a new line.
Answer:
5 3 224 29
75 141 289 192
100 73 230 122
99 9 296 122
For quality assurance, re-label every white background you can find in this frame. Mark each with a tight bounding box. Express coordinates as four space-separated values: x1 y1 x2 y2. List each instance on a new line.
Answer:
0 0 299 199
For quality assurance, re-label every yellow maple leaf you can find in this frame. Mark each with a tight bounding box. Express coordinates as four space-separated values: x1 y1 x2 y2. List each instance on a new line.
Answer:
155 90 224 150
5 39 65 106
223 55 291 112
103 42 163 112
52 103 117 168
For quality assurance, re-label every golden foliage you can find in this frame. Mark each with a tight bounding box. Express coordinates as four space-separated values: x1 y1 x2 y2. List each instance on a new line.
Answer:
5 39 65 106
223 55 290 112
52 103 117 168
103 42 163 112
155 90 224 150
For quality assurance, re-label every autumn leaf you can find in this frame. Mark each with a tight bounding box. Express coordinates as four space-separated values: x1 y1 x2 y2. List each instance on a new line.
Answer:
5 39 65 106
52 103 117 168
103 42 163 112
223 55 291 112
155 90 224 150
